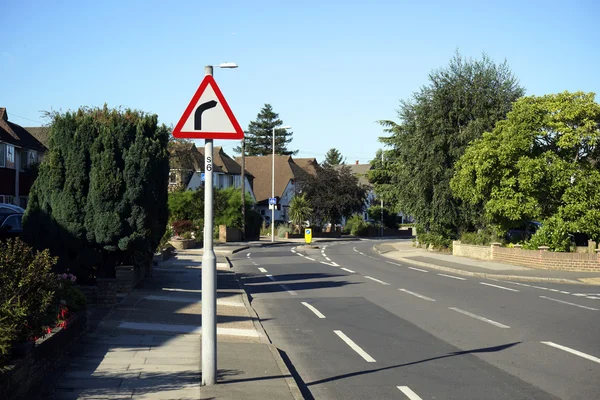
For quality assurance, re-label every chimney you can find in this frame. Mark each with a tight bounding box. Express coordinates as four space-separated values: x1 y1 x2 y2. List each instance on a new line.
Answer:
355 160 359 165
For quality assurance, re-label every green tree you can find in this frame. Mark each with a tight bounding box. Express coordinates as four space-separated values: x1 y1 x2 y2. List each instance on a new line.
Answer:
23 106 170 282
234 104 297 156
372 52 524 237
451 91 600 241
297 165 369 226
288 194 313 232
323 148 345 166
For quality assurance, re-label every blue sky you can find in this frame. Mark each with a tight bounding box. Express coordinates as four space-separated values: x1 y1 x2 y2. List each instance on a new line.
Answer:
2 0 599 163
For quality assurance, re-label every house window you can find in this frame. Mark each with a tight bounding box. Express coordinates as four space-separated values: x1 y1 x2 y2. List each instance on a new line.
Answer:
169 172 177 185
0 143 5 168
29 150 37 166
20 150 28 170
6 145 15 169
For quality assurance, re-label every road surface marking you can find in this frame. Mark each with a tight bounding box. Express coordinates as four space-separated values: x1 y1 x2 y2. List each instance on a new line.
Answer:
359 252 366 256
334 330 376 362
305 257 316 261
291 249 296 253
399 289 436 301
559 291 571 294
438 273 466 281
397 386 423 400
258 267 268 273
408 267 428 273
449 307 510 328
246 253 251 258
301 302 326 318
542 342 600 364
533 285 550 290
265 275 297 295
480 282 519 292
353 247 358 252
386 261 402 266
251 261 259 266
365 276 391 285
325 257 331 261
539 296 598 311
331 262 340 266
266 274 273 278
341 267 355 273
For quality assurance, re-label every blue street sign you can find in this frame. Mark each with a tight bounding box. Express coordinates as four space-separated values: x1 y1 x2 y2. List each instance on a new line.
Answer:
268 197 277 205
201 173 205 181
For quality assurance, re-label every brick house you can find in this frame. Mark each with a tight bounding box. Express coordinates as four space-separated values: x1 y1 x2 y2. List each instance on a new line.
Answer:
0 108 46 208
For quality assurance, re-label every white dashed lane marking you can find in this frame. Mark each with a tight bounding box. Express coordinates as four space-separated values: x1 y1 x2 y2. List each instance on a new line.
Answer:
449 307 510 329
364 276 391 285
542 342 600 364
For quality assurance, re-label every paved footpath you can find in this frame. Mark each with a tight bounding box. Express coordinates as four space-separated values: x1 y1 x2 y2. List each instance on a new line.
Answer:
43 249 300 400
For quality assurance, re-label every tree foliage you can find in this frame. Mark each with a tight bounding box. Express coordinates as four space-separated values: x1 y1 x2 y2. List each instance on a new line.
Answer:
371 52 524 237
288 194 312 232
234 104 297 156
23 106 170 282
323 148 345 166
451 91 600 241
297 165 369 225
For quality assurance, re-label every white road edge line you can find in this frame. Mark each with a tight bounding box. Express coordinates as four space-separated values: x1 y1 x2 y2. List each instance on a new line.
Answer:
539 296 598 311
258 267 268 273
266 275 297 296
386 261 401 266
397 386 423 400
399 289 436 301
353 247 358 252
341 267 355 273
437 273 466 281
301 302 326 318
364 276 391 285
542 341 600 364
334 330 376 362
449 307 510 328
305 257 316 261
480 282 519 292
246 253 251 257
408 266 428 273
325 257 331 261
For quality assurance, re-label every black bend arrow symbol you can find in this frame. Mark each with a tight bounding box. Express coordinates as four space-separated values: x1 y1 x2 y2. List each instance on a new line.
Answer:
194 100 218 130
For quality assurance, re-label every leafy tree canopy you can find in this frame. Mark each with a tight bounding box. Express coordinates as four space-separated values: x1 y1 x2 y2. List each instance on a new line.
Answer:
372 51 524 237
297 165 369 225
234 104 297 156
451 91 600 241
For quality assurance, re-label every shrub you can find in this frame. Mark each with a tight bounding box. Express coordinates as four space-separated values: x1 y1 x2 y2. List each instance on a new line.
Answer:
523 217 572 252
171 220 194 237
459 228 501 246
351 219 369 236
0 239 58 363
182 231 193 240
418 232 452 250
278 225 292 238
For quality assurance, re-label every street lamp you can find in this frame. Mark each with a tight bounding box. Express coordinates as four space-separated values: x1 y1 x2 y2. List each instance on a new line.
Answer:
272 125 292 242
202 62 237 388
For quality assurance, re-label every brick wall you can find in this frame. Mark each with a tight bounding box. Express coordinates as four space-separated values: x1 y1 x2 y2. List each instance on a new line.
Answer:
452 241 492 260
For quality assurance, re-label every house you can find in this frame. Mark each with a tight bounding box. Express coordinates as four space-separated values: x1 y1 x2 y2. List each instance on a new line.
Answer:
168 142 255 200
0 108 46 208
239 155 318 223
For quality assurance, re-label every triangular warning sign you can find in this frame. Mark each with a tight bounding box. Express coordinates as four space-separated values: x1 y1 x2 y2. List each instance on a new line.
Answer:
172 75 244 140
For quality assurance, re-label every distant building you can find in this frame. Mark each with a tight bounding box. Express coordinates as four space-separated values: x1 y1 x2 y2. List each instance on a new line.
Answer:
239 155 318 223
0 108 47 208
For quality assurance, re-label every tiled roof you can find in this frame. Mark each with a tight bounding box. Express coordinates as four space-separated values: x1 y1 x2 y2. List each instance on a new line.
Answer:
238 155 317 202
338 163 372 186
25 127 51 148
197 146 252 177
168 142 210 171
0 108 46 152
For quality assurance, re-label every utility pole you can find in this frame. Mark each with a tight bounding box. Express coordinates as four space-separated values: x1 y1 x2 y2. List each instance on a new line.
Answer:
380 152 384 238
202 65 217 386
241 138 246 239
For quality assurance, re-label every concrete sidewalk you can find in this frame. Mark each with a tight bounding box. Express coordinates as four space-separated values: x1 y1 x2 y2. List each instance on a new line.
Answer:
46 250 301 400
375 240 600 286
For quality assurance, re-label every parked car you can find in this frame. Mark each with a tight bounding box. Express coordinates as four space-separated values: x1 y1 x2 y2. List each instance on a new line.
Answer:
0 203 25 213
506 221 541 243
0 209 23 239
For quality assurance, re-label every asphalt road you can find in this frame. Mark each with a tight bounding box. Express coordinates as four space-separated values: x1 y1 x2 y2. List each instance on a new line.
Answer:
231 240 600 400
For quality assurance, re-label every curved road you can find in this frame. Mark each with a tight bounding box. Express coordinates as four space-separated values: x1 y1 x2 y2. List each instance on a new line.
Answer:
231 239 600 400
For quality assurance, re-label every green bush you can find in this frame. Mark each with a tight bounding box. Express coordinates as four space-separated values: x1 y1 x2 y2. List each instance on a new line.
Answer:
459 229 500 246
278 225 292 238
350 217 369 236
168 189 204 222
0 239 58 364
523 217 572 252
418 232 452 250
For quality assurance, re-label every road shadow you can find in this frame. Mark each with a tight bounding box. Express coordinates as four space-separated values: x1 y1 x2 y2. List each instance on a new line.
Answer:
307 342 521 386
238 272 360 296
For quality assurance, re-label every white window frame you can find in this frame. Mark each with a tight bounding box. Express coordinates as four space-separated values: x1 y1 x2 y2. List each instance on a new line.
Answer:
6 145 15 169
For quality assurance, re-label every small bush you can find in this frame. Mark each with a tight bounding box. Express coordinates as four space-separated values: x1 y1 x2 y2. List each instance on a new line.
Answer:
351 220 369 236
523 217 572 252
0 239 58 363
171 220 194 236
278 225 292 238
418 232 452 250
